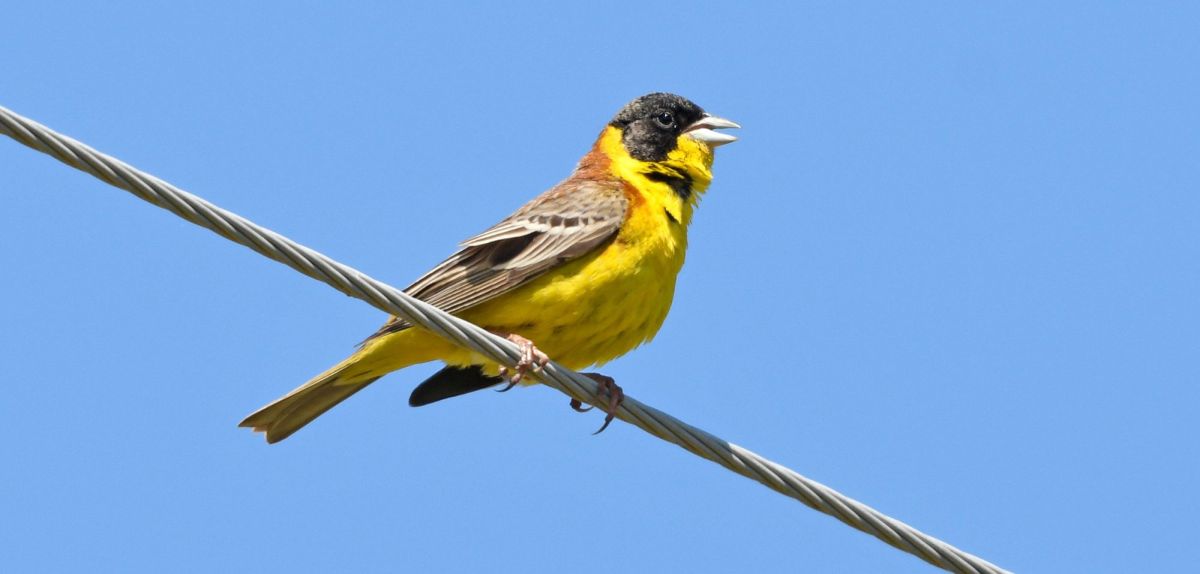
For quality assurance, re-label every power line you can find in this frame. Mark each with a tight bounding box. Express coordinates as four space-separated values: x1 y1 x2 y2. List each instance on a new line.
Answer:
0 104 1010 574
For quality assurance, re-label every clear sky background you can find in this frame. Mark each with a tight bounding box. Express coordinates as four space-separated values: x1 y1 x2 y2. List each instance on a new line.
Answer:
2 3 1197 573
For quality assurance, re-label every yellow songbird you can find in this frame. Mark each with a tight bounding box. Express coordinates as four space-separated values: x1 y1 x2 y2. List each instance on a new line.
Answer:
241 93 739 442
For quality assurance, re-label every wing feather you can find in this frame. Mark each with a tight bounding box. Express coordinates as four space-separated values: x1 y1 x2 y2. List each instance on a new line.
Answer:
365 178 627 340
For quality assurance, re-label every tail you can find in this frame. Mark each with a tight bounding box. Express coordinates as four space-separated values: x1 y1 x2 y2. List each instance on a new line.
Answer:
240 328 487 443
242 325 452 443
239 357 383 443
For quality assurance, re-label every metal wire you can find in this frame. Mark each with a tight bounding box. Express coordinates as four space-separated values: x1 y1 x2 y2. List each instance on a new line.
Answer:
0 104 1010 574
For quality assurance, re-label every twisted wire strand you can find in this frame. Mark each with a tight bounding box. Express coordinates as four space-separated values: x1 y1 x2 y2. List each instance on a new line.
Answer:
0 104 1010 574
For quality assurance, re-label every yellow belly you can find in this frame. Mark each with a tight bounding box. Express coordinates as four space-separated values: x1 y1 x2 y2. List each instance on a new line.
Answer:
462 220 685 370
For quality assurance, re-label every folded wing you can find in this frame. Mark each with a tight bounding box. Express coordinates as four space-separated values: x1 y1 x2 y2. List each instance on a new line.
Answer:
366 178 627 340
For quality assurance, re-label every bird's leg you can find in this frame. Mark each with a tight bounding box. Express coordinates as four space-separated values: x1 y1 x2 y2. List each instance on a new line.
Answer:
495 332 549 391
572 372 624 434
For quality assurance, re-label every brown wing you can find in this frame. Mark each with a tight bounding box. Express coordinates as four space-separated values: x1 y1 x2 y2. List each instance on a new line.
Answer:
365 178 627 341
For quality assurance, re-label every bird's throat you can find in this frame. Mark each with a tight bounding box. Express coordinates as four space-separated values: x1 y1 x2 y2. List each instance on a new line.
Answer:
595 126 713 226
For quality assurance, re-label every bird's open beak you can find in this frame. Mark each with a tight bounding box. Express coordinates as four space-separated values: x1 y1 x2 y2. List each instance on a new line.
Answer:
684 114 740 147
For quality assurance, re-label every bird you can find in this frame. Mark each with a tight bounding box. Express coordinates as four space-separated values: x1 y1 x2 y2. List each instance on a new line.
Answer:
240 92 739 443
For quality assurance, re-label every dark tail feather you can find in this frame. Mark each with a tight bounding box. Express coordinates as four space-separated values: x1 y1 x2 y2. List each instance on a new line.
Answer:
409 365 503 407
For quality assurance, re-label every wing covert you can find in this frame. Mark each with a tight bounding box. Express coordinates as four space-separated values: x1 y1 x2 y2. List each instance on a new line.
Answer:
366 178 627 340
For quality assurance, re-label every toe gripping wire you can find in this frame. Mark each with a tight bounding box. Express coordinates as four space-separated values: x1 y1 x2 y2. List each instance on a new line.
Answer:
0 104 1009 574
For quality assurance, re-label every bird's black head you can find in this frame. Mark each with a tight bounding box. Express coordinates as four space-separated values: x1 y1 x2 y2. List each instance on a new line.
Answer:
610 93 708 162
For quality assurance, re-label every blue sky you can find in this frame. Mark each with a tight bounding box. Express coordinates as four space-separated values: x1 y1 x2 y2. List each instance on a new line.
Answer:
2 3 1197 572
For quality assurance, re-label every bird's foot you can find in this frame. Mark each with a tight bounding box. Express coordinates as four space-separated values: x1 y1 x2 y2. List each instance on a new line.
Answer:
496 333 549 391
569 372 624 434
569 398 593 412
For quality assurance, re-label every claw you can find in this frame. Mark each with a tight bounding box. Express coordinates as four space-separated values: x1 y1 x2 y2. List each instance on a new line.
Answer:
569 398 594 412
494 333 548 388
582 373 624 434
489 334 622 432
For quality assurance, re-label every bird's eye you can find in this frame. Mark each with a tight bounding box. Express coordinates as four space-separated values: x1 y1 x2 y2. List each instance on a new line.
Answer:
655 111 675 128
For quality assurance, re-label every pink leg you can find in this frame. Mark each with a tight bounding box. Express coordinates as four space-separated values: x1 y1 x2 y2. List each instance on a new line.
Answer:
572 372 624 434
495 332 549 391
